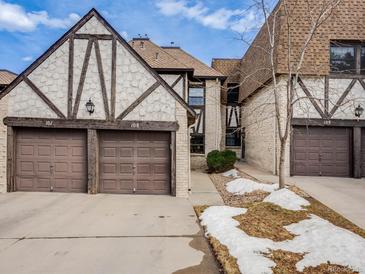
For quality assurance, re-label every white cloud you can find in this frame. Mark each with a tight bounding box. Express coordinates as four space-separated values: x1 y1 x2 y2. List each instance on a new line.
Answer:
21 56 33 62
0 0 80 32
155 0 261 32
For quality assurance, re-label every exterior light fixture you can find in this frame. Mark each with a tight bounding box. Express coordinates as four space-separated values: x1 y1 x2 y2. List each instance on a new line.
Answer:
85 98 95 115
355 104 364 118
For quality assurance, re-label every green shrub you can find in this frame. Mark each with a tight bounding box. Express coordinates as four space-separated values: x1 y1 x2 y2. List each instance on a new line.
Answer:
207 150 237 173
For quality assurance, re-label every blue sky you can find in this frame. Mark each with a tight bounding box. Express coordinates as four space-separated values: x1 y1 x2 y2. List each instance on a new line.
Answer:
0 0 264 74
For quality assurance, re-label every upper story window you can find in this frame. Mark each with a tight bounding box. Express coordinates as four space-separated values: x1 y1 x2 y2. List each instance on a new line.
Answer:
330 42 365 74
227 84 239 105
188 87 204 106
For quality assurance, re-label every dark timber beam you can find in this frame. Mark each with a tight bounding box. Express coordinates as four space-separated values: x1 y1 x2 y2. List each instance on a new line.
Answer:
6 127 15 192
110 37 117 120
353 127 362 178
68 35 74 118
170 131 176 196
87 129 99 194
94 39 110 119
74 34 113 40
117 81 160 120
23 77 66 119
292 118 365 127
328 79 357 118
72 38 94 118
297 77 326 119
4 117 179 131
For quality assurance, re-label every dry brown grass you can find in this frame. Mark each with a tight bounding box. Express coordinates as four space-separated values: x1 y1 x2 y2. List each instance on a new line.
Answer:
234 202 309 241
198 173 364 274
267 249 358 274
194 205 240 274
209 236 240 274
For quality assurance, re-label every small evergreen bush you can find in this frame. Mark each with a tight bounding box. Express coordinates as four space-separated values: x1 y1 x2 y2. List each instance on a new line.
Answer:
206 150 237 173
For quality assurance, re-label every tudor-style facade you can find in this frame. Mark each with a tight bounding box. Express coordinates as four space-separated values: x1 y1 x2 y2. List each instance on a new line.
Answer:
234 0 365 178
212 59 242 158
0 9 195 197
129 38 226 169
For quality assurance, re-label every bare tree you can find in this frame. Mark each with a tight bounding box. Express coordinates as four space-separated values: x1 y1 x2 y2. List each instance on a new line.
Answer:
239 0 343 188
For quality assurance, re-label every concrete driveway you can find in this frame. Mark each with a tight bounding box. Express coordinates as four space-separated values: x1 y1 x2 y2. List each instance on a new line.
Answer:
290 176 365 229
0 192 219 274
236 162 365 230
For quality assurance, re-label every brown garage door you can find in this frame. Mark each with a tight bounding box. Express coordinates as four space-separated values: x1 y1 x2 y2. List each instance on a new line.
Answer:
99 131 171 194
292 126 351 177
16 128 87 192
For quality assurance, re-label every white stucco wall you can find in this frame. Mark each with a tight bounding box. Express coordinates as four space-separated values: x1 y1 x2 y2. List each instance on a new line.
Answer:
29 40 69 116
124 86 176 121
293 76 365 120
205 79 222 155
76 17 111 35
115 41 156 117
160 74 184 98
329 79 365 120
7 81 58 118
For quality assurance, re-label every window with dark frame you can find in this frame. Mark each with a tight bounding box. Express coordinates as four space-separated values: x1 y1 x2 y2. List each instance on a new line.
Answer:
330 41 365 74
190 134 205 154
189 86 205 154
226 128 241 147
227 83 239 105
188 87 204 106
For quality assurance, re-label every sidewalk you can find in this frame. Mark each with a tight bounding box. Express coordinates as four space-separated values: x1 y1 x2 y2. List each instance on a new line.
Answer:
189 171 224 206
235 161 365 229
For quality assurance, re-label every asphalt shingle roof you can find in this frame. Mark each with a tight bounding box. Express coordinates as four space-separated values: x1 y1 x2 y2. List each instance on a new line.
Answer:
0 69 17 85
129 38 224 78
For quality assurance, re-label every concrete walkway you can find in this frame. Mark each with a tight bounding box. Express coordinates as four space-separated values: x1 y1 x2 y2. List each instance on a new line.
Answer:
0 192 220 274
236 162 365 229
189 171 224 206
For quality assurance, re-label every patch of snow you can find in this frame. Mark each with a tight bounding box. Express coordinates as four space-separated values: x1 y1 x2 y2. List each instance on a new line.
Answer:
226 178 278 195
278 214 365 272
263 188 310 211
200 206 276 274
200 206 365 274
222 169 240 178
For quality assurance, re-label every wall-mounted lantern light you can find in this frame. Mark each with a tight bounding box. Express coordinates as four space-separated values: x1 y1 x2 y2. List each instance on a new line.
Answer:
355 104 364 118
85 98 95 115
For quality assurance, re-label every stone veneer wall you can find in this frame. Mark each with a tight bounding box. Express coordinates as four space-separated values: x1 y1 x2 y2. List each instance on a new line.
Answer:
175 101 190 197
205 79 222 155
0 96 7 193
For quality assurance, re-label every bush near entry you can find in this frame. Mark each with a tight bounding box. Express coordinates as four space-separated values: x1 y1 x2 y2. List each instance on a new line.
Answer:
207 150 237 173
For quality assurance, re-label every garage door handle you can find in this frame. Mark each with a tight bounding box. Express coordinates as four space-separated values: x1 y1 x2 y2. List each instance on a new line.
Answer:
319 154 322 161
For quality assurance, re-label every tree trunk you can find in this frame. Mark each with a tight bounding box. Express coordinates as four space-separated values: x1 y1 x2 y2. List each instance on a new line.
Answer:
278 139 286 188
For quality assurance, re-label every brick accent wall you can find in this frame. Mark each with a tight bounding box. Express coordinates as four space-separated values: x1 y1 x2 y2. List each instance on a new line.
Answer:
205 79 222 155
241 76 290 176
0 96 7 193
175 102 190 197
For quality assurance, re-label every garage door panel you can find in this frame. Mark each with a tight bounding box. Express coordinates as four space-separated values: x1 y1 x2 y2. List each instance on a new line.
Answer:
292 127 350 177
16 128 87 192
99 131 171 194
